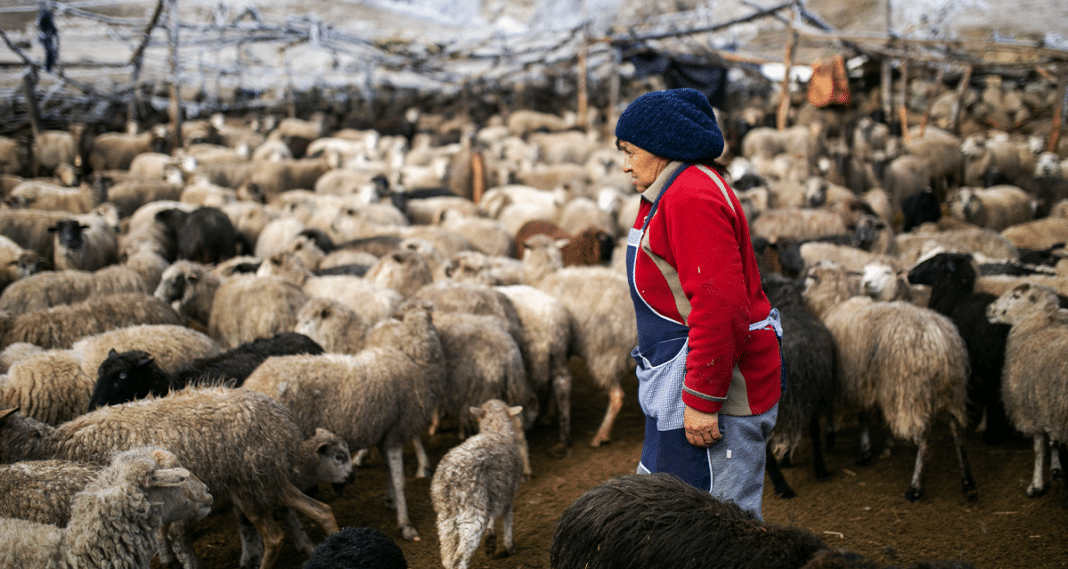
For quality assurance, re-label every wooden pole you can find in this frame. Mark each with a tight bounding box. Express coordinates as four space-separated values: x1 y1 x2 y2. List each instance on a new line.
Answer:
949 65 973 135
577 37 589 130
899 51 910 143
22 68 42 176
128 0 166 126
607 46 621 136
919 65 946 137
881 57 893 123
1050 63 1068 153
166 0 182 150
776 30 797 130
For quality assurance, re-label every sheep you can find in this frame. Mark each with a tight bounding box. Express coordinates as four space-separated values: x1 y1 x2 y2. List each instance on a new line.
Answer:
0 134 31 176
295 296 370 354
1000 216 1068 251
986 282 1068 497
947 185 1036 231
901 187 942 232
87 126 168 171
0 209 82 262
515 219 616 266
550 472 862 569
443 253 573 447
256 251 401 326
521 234 636 447
430 311 536 441
154 260 222 329
0 341 43 372
302 526 409 569
0 386 340 569
445 250 526 286
0 349 94 425
906 252 1018 445
0 445 212 533
0 445 209 569
86 332 321 410
0 292 181 350
155 205 243 264
894 226 1020 269
243 299 446 541
439 209 514 257
802 261 977 502
71 322 222 379
365 248 435 298
208 274 310 349
105 177 186 218
760 273 836 499
6 180 103 213
49 216 119 271
798 241 897 274
120 200 197 262
859 260 915 303
431 399 528 569
750 207 849 242
0 235 44 293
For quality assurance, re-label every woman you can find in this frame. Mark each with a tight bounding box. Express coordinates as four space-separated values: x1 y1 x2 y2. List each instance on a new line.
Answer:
616 88 782 519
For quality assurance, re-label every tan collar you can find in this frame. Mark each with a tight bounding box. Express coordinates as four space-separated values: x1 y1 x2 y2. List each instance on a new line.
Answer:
640 161 688 203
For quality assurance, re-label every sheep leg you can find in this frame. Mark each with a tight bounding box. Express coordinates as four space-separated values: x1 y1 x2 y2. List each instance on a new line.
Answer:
1028 433 1048 498
905 435 929 502
502 506 516 555
411 436 431 478
451 511 485 569
239 507 286 569
823 402 836 450
281 506 316 555
235 509 264 569
158 521 203 569
590 380 623 447
553 365 572 447
808 414 830 480
281 481 340 536
1051 443 1063 483
764 443 795 499
382 443 420 540
856 412 873 466
950 419 978 501
351 448 370 467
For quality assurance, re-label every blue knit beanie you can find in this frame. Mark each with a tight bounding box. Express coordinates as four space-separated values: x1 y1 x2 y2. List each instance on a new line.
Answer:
615 88 724 163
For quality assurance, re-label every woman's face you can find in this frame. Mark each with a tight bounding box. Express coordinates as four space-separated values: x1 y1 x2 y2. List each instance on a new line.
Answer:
618 140 669 192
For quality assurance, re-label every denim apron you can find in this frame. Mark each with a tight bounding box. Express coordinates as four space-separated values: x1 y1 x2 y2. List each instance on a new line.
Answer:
628 163 781 513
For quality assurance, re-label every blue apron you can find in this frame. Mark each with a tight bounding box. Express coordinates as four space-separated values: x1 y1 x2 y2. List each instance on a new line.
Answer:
627 163 781 502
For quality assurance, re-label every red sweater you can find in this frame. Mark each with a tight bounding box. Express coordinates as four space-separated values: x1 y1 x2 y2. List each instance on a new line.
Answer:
632 164 781 415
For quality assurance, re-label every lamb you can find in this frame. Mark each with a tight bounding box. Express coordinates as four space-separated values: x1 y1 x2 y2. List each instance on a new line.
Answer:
0 235 44 293
243 299 446 541
521 234 636 447
551 472 860 569
0 209 86 262
154 260 222 329
86 125 168 171
760 273 836 499
986 282 1068 497
446 250 526 285
365 248 435 298
87 331 324 410
946 185 1035 231
155 205 243 264
0 292 181 350
431 399 528 569
906 252 1017 445
802 261 977 502
515 219 616 266
0 386 340 569
49 216 119 271
0 445 209 569
0 445 212 531
439 209 514 258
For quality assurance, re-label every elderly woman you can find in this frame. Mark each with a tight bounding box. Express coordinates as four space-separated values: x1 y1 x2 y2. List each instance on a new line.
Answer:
616 88 782 519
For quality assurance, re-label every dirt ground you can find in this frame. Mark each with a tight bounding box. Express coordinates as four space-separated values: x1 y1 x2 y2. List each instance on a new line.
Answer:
175 358 1068 569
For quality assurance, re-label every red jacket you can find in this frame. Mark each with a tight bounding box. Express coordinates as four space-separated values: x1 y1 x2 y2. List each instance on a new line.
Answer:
631 163 781 416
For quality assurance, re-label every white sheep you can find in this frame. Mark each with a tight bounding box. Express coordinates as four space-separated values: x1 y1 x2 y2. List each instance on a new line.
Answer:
0 445 210 569
947 185 1036 231
521 234 635 447
802 261 976 502
49 216 119 272
209 274 310 349
0 350 93 425
70 322 222 378
431 399 528 569
0 386 340 569
986 282 1068 497
243 299 446 541
294 296 370 354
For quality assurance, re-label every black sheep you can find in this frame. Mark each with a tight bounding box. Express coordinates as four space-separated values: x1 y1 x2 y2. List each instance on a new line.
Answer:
302 526 408 569
87 331 325 410
762 273 837 498
906 252 1018 444
156 206 243 264
901 187 941 233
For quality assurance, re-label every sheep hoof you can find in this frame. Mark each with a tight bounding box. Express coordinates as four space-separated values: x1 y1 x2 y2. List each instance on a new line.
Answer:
904 486 923 502
776 487 796 499
854 454 872 467
401 526 420 541
1026 484 1047 498
1051 468 1064 483
548 443 571 459
589 435 609 448
484 531 497 554
814 468 831 481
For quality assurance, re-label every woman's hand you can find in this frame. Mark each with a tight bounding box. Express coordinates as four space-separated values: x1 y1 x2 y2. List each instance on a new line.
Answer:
684 405 722 448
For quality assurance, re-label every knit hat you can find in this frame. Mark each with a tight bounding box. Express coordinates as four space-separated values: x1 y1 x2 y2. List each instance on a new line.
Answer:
614 88 724 163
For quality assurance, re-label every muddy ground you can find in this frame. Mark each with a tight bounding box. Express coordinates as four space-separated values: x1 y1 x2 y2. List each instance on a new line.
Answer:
177 359 1068 569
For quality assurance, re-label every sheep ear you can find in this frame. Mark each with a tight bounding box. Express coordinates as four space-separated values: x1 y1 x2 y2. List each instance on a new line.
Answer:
150 467 191 488
108 348 119 358
508 406 523 417
0 407 19 421
137 354 155 366
469 406 484 420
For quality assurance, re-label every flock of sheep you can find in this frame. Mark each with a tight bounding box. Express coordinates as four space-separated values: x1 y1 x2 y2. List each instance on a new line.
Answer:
0 69 1065 568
